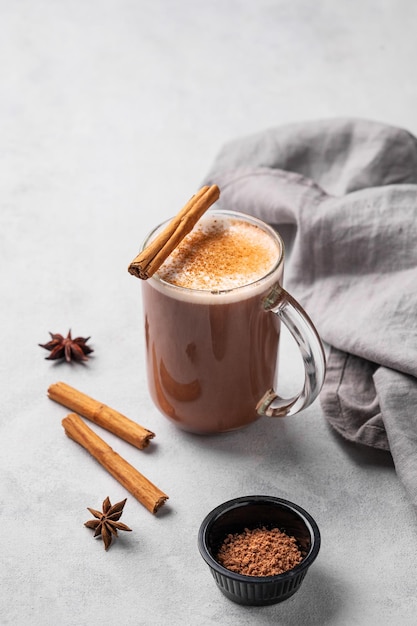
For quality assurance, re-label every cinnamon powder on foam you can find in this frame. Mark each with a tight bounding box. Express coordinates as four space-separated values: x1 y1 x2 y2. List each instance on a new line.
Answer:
157 218 279 291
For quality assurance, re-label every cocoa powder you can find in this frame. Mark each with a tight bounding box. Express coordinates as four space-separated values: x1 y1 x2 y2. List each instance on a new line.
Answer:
216 526 303 577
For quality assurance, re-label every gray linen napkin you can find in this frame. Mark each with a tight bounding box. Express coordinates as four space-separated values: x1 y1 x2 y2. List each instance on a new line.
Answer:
203 118 417 510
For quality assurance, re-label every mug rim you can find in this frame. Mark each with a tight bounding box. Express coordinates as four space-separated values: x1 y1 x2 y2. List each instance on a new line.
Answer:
141 209 285 296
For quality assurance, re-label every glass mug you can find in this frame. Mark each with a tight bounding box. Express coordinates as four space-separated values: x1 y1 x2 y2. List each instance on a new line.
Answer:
141 210 326 434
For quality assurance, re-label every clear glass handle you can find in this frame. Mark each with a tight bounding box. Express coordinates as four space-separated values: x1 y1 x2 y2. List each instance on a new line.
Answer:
256 285 326 417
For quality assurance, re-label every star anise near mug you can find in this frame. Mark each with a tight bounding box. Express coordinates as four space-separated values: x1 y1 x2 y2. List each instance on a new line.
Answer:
39 330 93 362
84 497 132 550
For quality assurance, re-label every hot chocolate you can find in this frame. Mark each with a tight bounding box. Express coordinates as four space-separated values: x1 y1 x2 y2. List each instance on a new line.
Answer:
141 212 283 433
157 214 279 292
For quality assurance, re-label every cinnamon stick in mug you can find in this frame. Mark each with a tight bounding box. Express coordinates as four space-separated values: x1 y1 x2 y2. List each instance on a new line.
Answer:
62 413 168 514
128 184 220 279
48 381 154 450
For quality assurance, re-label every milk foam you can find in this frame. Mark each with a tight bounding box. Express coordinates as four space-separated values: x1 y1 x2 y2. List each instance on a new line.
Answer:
156 214 281 292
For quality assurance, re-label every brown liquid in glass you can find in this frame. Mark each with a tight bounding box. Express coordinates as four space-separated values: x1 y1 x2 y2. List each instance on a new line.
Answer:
142 282 280 433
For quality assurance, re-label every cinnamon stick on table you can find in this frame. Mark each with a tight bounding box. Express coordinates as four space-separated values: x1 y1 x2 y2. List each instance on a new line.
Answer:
62 413 168 514
48 382 154 450
128 184 220 280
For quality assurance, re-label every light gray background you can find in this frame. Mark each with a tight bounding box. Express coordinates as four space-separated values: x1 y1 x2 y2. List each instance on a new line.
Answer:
1 1 416 625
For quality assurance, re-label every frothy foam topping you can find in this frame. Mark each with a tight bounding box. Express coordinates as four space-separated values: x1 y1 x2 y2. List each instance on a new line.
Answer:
156 215 280 290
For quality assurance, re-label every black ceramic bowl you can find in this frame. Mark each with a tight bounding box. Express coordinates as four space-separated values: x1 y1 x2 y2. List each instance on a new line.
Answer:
198 495 320 606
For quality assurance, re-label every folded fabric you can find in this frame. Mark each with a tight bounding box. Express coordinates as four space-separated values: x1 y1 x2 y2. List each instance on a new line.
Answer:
203 118 417 511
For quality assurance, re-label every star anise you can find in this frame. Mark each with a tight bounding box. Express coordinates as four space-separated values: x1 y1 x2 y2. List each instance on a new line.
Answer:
84 497 132 550
39 330 93 362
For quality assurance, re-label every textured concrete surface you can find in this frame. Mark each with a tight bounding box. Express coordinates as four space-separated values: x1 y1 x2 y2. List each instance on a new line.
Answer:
1 1 417 624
